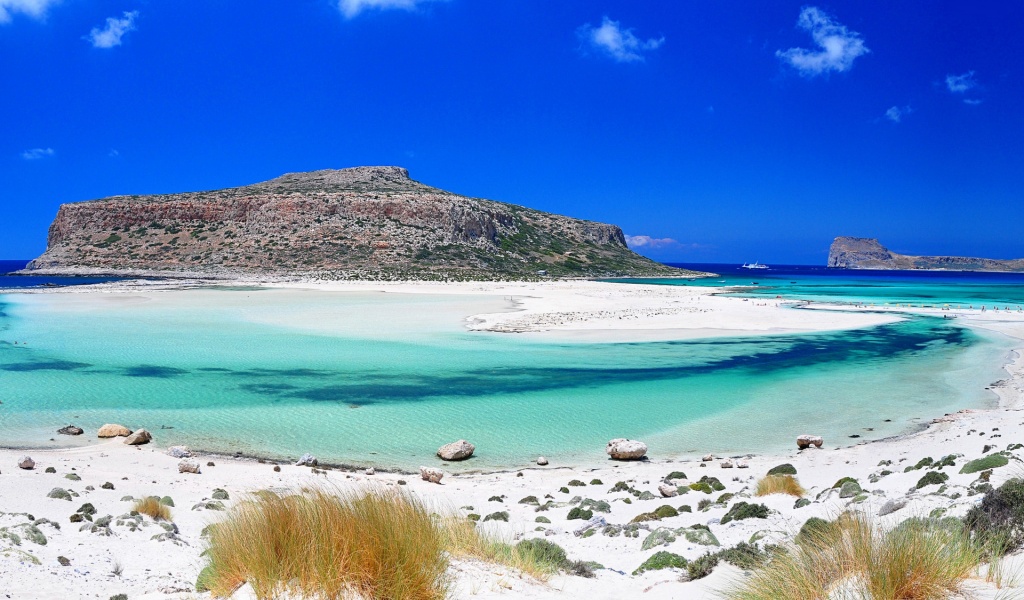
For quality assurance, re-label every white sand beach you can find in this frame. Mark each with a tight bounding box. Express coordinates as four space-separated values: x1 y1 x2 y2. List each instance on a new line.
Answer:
2 280 1024 599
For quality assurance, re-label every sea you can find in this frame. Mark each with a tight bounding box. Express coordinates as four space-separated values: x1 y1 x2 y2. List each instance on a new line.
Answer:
1 260 1022 470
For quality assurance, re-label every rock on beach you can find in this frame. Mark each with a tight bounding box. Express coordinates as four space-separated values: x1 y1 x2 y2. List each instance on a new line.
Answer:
166 445 191 458
606 438 647 461
123 429 152 446
295 453 318 467
437 440 475 461
17 456 35 470
420 466 444 484
97 424 132 438
178 460 201 474
57 425 84 436
797 435 824 450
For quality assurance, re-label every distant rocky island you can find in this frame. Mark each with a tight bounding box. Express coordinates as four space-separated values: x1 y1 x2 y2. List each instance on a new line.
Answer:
828 236 1024 272
23 166 698 280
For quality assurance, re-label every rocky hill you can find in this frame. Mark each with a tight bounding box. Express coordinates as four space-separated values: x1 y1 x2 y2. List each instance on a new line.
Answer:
24 167 698 280
827 236 1024 272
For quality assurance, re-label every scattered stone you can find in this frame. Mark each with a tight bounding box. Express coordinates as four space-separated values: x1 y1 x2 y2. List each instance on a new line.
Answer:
64 473 81 481
878 498 908 516
658 484 679 498
573 515 607 536
797 435 824 450
97 424 132 438
702 454 715 462
47 488 72 501
166 445 191 458
101 482 114 490
437 439 475 461
178 460 201 474
606 438 648 461
57 425 84 436
420 466 443 484
767 463 797 476
123 429 152 445
273 465 281 472
17 456 35 470
295 453 318 467
720 460 734 469
736 460 749 469
44 467 56 474
364 468 375 475
207 461 215 467
57 556 70 566
537 456 548 466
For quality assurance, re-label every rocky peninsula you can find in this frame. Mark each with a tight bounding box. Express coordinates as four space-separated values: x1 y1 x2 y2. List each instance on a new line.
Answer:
828 236 1024 272
22 166 697 280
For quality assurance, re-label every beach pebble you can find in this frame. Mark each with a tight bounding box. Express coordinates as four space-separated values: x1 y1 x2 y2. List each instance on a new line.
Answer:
97 424 132 438
166 445 191 458
537 456 549 466
18 456 35 470
57 425 84 436
123 428 152 446
437 439 475 461
878 498 908 516
364 468 375 475
736 460 749 469
658 484 678 498
797 434 824 450
606 438 648 461
295 453 318 467
420 466 444 484
702 454 715 462
178 459 201 474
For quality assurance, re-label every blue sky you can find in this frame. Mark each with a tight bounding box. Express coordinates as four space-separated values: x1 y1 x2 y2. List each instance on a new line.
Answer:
3 1 1022 264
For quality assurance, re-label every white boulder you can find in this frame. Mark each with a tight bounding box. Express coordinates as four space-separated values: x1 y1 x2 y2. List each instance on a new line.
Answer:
420 466 444 484
17 456 34 470
178 460 201 474
606 438 647 461
437 440 475 461
797 435 824 450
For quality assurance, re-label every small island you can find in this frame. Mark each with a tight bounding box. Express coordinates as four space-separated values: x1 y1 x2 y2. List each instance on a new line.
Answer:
827 236 1024 272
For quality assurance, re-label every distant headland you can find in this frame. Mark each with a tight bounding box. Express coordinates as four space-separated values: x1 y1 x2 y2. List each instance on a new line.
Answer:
828 236 1024 272
22 166 702 280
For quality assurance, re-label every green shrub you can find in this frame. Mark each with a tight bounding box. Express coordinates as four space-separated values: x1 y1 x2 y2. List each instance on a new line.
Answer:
904 457 933 472
609 482 630 493
514 538 567 569
518 496 539 505
796 517 835 545
589 479 603 486
632 551 686 575
916 471 949 489
566 507 592 521
960 454 1010 474
665 471 687 481
717 542 769 570
483 511 509 522
721 502 769 525
579 499 611 513
832 477 858 489
964 478 1024 550
767 463 797 476
679 505 692 513
686 552 720 580
653 505 678 519
567 479 586 487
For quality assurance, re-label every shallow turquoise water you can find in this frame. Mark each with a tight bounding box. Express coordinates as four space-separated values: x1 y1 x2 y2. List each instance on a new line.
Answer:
0 287 1013 470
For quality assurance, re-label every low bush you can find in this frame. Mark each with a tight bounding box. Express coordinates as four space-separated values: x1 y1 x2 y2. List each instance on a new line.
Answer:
915 471 949 489
832 476 858 489
686 552 720 580
766 463 796 476
960 454 1010 474
965 477 1024 550
755 475 805 497
653 505 678 519
721 502 769 524
566 507 592 521
632 551 686 575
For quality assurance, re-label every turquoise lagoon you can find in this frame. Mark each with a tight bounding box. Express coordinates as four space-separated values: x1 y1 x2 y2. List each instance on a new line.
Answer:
0 282 1016 471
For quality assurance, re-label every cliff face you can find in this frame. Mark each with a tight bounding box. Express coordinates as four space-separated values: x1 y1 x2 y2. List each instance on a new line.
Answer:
26 167 691 279
827 236 1024 272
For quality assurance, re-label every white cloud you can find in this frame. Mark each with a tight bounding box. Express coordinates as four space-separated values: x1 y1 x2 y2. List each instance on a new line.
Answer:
625 235 679 249
945 71 977 93
776 7 869 77
963 98 983 106
338 0 442 19
0 0 60 24
885 105 912 123
21 147 55 160
578 16 664 63
86 10 137 48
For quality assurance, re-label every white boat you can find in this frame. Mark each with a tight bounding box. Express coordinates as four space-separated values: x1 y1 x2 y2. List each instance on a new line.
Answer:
741 261 769 270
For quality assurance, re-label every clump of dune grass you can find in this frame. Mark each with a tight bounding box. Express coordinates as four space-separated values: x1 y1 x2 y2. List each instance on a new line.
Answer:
729 512 984 600
201 488 450 600
133 496 171 521
754 474 805 498
440 518 567 581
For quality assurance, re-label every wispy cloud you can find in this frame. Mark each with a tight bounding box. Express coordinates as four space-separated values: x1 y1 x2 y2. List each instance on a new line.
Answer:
776 7 869 77
885 105 912 123
625 235 680 249
963 98 983 106
86 10 137 48
945 71 977 93
21 147 55 160
338 0 443 19
578 16 664 63
0 0 60 24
